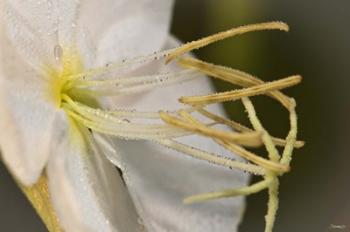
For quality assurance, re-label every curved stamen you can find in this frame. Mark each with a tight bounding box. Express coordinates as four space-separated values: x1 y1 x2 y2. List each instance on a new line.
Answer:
280 99 298 165
156 139 266 176
160 111 263 147
197 108 304 148
62 95 190 140
65 47 177 82
184 178 272 204
179 75 302 106
175 109 289 173
72 69 201 96
166 21 289 63
178 57 294 109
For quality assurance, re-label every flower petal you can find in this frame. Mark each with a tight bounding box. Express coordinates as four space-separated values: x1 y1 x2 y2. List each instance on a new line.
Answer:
1 0 59 71
0 86 58 186
1 0 93 70
47 116 142 232
78 0 174 66
103 36 249 231
0 17 59 185
105 138 247 232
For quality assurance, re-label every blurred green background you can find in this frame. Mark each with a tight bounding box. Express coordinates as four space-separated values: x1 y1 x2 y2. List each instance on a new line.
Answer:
1 1 349 231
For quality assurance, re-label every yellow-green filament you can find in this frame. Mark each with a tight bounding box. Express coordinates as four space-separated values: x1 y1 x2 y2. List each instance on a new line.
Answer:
265 176 279 232
178 57 294 109
179 75 301 106
156 139 265 175
280 99 298 165
160 111 263 147
166 21 289 63
217 140 289 174
242 97 280 162
197 108 304 148
184 178 272 204
176 109 289 173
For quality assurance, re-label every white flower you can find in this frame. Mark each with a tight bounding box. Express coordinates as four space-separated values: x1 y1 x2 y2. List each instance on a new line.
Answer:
0 1 248 232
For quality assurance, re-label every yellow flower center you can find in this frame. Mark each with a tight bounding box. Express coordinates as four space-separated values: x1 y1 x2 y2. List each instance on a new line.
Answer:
48 46 98 111
44 45 187 142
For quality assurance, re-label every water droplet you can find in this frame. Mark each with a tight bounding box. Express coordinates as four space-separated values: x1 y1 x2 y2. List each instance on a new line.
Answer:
53 44 63 65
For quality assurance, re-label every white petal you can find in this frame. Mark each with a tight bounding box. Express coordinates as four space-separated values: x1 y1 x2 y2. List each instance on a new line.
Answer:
0 77 58 185
103 37 249 231
82 0 174 66
56 0 80 46
1 0 59 70
0 89 58 185
1 0 90 70
105 138 247 232
0 17 59 185
47 116 142 232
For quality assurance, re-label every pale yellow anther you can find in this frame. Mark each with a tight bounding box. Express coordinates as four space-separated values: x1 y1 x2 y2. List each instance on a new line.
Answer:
160 111 263 147
178 57 295 109
197 108 304 148
169 109 290 173
179 75 302 106
166 21 289 63
184 178 272 204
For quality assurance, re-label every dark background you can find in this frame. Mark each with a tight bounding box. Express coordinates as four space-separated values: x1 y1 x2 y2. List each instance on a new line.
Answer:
1 1 349 231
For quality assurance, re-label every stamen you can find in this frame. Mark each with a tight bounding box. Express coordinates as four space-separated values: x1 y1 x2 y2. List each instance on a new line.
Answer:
179 57 259 86
159 111 263 147
179 75 302 106
197 108 304 148
108 107 197 120
73 70 201 96
265 177 279 232
107 109 168 120
280 99 298 165
74 69 198 87
264 100 298 232
65 47 177 82
178 57 294 109
156 139 265 175
184 178 272 204
62 95 191 140
242 97 280 162
171 109 288 173
242 97 286 232
217 140 289 173
166 21 289 63
66 107 189 140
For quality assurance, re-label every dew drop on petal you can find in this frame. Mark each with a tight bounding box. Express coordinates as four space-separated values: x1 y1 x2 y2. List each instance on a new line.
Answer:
53 44 63 65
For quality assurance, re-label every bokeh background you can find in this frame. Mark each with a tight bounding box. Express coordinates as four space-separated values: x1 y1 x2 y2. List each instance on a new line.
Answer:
1 1 349 231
